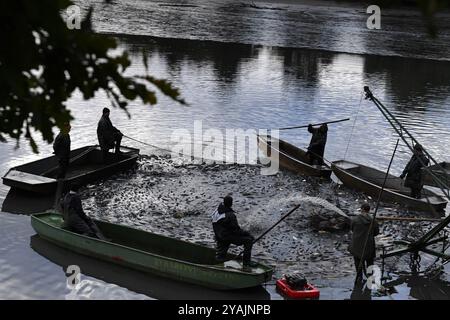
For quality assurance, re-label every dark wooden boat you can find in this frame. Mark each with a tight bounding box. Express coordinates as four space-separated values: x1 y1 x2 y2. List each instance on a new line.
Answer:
31 213 274 290
422 162 450 189
257 135 332 178
331 160 447 213
2 145 139 194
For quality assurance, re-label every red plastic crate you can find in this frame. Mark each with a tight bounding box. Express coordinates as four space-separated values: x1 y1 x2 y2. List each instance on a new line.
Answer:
276 278 320 299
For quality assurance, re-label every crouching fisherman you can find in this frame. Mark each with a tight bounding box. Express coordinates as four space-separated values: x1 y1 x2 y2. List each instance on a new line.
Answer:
211 195 257 267
61 185 108 240
97 107 123 161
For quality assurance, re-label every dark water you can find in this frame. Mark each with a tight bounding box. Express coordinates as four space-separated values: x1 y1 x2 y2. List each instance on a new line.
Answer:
1 0 450 300
2 35 449 180
77 0 450 61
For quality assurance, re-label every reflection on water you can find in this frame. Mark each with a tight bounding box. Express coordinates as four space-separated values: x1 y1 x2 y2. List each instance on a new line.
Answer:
1 189 54 215
90 35 450 173
2 34 449 190
1 17 450 300
382 273 450 300
75 0 450 61
406 275 450 300
0 210 450 299
0 212 143 299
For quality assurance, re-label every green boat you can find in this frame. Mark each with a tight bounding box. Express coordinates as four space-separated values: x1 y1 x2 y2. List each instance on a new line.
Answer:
31 213 274 290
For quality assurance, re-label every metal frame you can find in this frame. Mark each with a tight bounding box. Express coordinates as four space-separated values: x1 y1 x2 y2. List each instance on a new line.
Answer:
363 86 450 263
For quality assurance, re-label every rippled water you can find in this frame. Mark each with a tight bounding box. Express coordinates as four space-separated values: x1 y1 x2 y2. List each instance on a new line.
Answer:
1 0 450 300
76 0 450 61
2 34 449 187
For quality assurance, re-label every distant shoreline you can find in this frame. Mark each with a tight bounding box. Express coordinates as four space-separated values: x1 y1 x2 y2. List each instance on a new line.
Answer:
100 31 450 63
250 0 417 9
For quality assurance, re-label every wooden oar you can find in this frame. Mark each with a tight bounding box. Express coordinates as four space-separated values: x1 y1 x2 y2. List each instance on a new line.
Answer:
278 118 350 131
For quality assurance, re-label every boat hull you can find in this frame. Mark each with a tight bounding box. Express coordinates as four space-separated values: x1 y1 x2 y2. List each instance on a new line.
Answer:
31 213 273 290
2 145 139 194
422 162 450 189
257 135 331 178
331 160 447 213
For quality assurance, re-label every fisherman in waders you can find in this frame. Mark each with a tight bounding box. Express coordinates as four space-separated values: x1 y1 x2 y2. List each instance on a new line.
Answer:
53 122 71 179
61 185 107 240
97 107 123 162
307 123 328 165
348 203 379 283
211 195 257 267
400 144 429 199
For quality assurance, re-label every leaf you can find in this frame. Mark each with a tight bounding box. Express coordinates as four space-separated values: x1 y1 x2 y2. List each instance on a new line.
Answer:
0 0 185 152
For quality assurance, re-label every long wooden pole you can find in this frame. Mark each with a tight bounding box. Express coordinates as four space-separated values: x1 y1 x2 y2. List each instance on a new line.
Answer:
233 204 301 260
364 86 450 248
364 86 449 196
358 139 399 274
253 204 301 244
278 118 350 131
376 216 442 223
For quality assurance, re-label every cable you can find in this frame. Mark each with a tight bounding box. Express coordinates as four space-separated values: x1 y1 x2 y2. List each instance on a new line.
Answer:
343 92 364 160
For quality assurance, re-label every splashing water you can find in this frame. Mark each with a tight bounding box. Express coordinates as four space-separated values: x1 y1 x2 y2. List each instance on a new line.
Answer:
299 196 348 219
244 193 348 232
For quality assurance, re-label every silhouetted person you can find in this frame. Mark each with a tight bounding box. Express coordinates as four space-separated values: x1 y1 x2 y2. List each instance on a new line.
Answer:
53 122 71 179
348 203 379 283
400 144 429 199
61 186 107 240
350 280 372 300
307 123 327 165
97 107 123 161
211 195 257 267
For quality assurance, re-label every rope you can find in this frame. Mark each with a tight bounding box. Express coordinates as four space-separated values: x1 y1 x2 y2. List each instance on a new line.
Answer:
124 135 178 155
343 92 364 160
124 135 250 164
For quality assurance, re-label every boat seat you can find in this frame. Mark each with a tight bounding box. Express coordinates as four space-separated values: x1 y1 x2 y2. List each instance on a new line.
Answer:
4 170 56 184
337 162 359 170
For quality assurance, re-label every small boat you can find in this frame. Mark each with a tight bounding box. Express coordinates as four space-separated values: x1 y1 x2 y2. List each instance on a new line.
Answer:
276 278 320 299
30 235 271 299
257 135 332 178
2 145 139 194
31 213 274 290
331 160 447 213
422 162 450 189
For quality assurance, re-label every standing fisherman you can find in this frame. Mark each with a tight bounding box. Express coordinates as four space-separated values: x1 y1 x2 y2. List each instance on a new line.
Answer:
348 203 379 283
97 107 123 161
53 122 71 179
400 144 429 199
307 123 328 165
